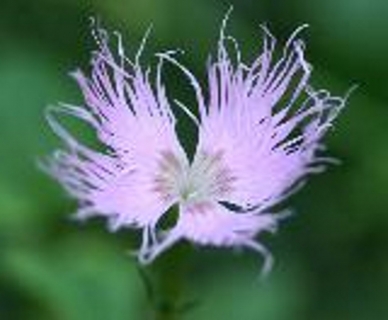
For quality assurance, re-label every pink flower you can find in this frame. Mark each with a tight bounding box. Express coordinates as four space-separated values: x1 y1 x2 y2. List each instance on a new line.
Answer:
45 20 346 275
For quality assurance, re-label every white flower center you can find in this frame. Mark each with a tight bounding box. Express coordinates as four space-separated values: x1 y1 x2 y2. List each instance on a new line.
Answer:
153 150 235 205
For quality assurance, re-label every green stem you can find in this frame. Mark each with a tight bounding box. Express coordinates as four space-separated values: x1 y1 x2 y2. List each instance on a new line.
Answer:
140 243 192 320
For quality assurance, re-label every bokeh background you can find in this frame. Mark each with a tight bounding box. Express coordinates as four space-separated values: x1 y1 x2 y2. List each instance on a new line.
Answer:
1 0 388 319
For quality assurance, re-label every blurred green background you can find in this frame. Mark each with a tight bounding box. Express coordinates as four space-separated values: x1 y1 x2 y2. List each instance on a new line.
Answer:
1 0 388 319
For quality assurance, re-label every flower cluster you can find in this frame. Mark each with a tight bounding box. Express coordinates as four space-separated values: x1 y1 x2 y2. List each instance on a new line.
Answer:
45 20 345 275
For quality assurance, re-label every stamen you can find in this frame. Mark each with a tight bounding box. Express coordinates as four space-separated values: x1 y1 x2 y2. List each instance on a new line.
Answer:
152 149 236 207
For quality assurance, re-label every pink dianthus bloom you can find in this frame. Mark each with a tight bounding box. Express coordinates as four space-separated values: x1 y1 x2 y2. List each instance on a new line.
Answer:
45 20 346 275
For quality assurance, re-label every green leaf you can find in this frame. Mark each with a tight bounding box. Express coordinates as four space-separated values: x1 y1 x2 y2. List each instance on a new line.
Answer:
186 260 308 320
4 236 144 320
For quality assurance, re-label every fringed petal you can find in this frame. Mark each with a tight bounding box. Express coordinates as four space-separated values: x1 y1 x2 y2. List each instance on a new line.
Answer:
45 24 187 230
196 25 346 211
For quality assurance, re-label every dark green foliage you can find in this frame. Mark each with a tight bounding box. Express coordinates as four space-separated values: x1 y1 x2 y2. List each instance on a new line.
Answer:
0 0 387 319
